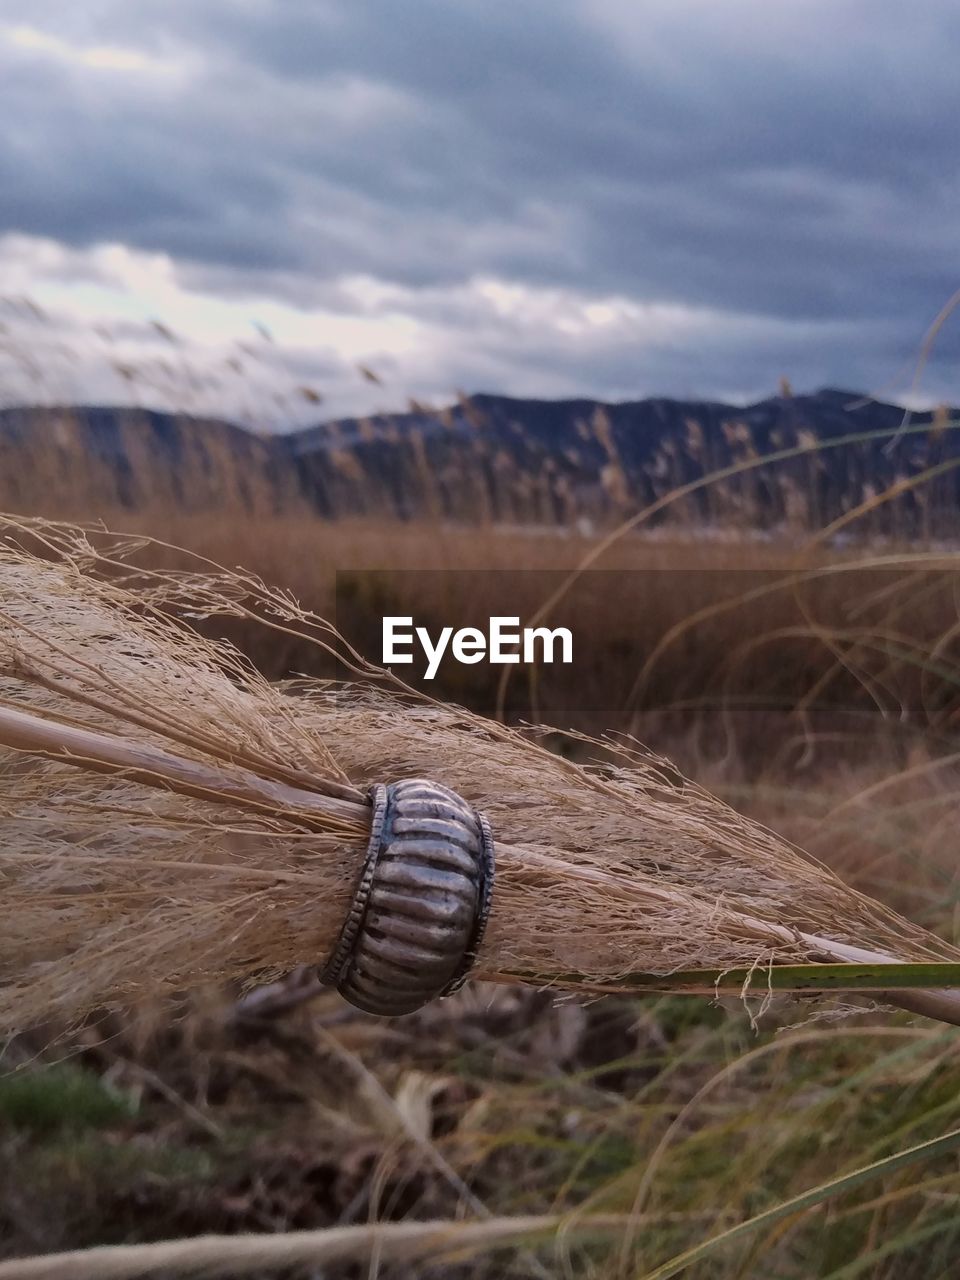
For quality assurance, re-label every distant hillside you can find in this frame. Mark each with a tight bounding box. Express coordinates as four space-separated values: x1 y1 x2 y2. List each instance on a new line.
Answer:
1 390 957 534
0 405 303 519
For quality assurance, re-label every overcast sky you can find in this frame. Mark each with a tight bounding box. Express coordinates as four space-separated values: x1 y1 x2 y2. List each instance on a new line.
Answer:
1 0 958 425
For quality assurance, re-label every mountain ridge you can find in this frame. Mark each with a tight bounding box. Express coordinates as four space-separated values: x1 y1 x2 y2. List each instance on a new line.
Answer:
1 389 956 532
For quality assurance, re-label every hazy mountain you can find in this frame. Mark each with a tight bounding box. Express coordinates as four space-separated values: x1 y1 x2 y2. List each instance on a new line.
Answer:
0 405 300 519
1 390 956 534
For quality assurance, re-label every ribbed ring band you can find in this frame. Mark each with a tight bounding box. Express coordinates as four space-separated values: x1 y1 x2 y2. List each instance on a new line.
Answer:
321 778 495 1016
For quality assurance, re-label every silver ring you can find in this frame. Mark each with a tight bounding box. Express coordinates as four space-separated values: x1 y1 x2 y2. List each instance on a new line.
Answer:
321 778 495 1016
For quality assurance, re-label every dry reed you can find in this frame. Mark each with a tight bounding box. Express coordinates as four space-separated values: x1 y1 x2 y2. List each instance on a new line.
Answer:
0 1214 626 1279
1 514 960 1034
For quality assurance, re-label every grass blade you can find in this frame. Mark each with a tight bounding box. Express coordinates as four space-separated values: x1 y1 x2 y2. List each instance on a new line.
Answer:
636 1125 960 1280
506 962 960 994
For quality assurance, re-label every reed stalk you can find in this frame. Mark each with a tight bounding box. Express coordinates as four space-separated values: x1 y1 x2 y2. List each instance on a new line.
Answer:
2 515 960 1031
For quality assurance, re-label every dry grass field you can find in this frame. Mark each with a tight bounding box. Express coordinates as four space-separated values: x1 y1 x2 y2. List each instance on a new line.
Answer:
4 449 960 1276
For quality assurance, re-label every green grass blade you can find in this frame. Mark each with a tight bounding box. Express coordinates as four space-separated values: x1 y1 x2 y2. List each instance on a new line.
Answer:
506 962 960 994
635 1125 960 1280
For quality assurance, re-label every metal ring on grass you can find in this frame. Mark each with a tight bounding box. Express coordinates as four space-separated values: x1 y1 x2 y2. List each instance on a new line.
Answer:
321 778 495 1016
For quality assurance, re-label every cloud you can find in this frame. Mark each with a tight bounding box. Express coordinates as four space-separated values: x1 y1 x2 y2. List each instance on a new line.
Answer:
0 0 958 420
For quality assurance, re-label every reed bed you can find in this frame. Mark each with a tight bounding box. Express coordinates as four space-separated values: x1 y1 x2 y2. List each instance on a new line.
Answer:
2 516 960 1042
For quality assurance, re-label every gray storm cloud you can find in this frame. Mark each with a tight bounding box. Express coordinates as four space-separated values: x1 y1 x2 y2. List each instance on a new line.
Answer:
0 0 957 419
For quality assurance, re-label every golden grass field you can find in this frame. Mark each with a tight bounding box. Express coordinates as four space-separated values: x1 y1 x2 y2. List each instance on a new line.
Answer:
5 458 960 1276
